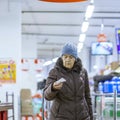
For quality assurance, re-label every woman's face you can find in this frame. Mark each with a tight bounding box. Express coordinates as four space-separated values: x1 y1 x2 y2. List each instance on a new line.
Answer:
62 54 76 69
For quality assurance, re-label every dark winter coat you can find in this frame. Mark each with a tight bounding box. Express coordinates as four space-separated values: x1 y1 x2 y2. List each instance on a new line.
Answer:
44 57 93 120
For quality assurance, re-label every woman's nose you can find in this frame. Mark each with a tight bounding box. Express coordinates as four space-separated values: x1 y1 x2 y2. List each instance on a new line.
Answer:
65 57 71 61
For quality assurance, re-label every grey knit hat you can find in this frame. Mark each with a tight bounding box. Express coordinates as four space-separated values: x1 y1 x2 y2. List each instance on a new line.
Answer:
61 42 78 58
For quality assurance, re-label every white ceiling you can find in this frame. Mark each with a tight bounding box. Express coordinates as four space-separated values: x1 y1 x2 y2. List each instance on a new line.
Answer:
21 0 120 59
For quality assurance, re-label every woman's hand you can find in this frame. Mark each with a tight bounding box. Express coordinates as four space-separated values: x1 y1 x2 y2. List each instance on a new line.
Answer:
53 78 66 90
53 81 63 90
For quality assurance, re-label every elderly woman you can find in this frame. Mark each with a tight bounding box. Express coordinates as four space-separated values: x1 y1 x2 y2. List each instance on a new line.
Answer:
44 42 93 120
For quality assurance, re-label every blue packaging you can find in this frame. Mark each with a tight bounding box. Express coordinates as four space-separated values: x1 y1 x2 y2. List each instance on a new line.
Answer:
111 76 118 93
103 80 113 93
98 82 103 93
117 77 120 93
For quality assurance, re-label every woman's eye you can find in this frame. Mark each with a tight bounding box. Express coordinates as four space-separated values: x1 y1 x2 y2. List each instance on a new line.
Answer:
63 55 74 59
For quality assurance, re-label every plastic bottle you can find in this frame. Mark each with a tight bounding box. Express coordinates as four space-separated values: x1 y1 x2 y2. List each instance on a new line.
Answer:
98 82 103 93
117 77 120 93
108 80 113 93
111 76 118 93
103 81 109 93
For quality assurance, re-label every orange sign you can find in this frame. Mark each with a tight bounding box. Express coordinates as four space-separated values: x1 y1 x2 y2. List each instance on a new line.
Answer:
39 0 86 2
97 33 107 42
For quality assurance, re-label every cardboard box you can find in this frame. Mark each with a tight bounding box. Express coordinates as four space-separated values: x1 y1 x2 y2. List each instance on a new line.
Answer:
20 89 32 100
21 106 33 116
110 61 120 70
21 99 32 104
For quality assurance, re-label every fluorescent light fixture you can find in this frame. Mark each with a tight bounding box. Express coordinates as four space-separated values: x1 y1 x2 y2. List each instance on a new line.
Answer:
79 34 86 42
43 57 58 66
77 42 83 52
43 60 52 66
81 21 89 32
85 4 94 19
52 57 58 62
90 0 94 3
93 65 98 69
101 23 104 32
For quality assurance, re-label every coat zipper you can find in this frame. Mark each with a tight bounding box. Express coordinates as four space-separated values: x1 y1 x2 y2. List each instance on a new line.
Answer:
72 71 77 120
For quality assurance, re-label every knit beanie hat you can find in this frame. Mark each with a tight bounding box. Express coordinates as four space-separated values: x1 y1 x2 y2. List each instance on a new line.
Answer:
61 42 78 59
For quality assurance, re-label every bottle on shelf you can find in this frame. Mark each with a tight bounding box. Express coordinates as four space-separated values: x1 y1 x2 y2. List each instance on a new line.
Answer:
98 82 103 93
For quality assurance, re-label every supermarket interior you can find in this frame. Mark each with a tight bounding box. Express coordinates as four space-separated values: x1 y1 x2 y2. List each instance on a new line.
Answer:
0 0 120 120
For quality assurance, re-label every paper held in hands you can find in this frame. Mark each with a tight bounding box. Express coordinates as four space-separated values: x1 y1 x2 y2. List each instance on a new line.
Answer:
56 78 66 84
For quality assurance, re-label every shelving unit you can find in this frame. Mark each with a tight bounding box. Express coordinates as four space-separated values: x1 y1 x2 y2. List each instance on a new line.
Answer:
0 92 14 120
92 90 120 120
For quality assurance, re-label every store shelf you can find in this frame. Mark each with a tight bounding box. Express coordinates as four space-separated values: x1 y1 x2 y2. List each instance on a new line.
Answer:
0 92 14 120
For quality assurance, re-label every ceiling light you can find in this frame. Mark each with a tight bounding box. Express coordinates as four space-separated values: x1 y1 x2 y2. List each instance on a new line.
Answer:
85 4 94 19
43 60 52 66
52 57 58 62
39 0 87 3
90 0 94 3
43 57 58 66
79 34 86 42
81 21 89 33
77 42 83 52
93 65 98 69
101 19 104 33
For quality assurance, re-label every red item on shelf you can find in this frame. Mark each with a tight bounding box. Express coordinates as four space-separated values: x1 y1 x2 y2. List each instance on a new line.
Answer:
0 111 8 120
